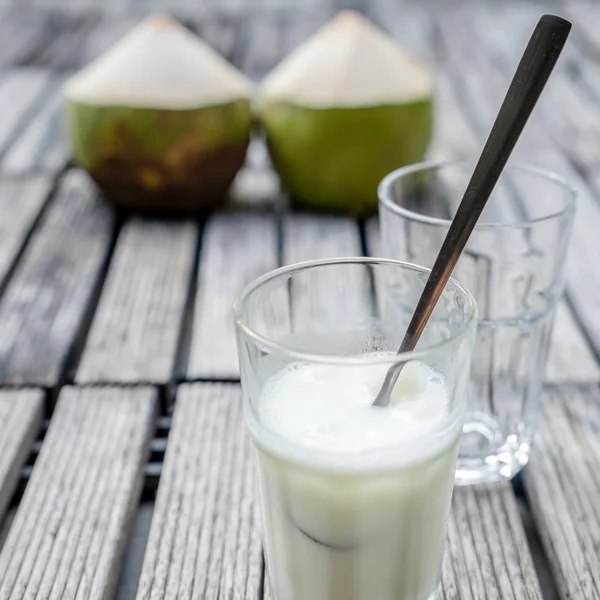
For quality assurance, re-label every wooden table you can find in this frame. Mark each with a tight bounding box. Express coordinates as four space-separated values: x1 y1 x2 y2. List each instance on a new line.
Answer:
0 1 599 599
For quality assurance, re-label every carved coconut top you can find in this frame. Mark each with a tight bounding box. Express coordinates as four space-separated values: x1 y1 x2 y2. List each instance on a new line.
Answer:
259 10 432 108
65 14 253 109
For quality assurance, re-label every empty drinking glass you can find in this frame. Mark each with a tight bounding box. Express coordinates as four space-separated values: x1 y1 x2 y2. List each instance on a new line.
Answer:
378 158 576 484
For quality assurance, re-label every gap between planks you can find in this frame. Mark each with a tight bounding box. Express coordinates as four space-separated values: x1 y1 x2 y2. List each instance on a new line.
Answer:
525 384 600 600
137 382 542 600
186 212 364 381
0 385 157 600
426 3 600 374
0 169 115 388
135 382 261 600
373 3 600 384
75 217 198 385
187 212 278 381
0 176 53 292
0 69 54 161
0 73 70 176
0 389 44 522
443 483 542 600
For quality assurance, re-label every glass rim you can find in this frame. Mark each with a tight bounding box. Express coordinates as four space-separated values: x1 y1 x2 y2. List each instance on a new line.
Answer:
232 256 478 366
378 157 578 229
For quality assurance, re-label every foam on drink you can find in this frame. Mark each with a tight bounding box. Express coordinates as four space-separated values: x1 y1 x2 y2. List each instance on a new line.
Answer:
248 356 462 600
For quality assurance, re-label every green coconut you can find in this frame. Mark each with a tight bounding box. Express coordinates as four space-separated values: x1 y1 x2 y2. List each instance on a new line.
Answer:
257 11 433 216
64 14 253 213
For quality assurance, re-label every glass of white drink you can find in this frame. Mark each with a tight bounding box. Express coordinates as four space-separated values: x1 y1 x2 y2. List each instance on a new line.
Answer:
234 257 477 600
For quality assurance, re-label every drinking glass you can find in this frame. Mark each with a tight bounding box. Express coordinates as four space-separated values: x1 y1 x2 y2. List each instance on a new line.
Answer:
234 257 477 600
378 158 576 484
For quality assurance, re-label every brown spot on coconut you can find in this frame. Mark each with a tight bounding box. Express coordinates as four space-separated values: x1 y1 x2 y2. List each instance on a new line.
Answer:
257 11 434 216
64 14 253 214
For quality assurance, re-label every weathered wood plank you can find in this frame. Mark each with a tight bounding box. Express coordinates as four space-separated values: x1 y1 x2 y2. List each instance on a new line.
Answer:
0 385 156 600
0 69 51 157
76 218 197 385
262 481 544 600
0 12 52 69
555 53 600 189
135 382 261 600
443 484 543 600
0 169 115 387
431 4 600 361
366 8 599 385
187 212 277 380
367 202 600 383
567 2 600 57
0 175 52 286
31 13 100 70
75 15 140 66
0 389 43 520
282 213 369 336
1 73 69 175
198 16 239 62
137 383 543 600
277 12 331 56
430 75 480 159
114 503 155 600
236 14 281 82
525 385 600 600
282 214 361 264
546 302 600 383
384 4 599 383
453 3 600 194
6 0 326 10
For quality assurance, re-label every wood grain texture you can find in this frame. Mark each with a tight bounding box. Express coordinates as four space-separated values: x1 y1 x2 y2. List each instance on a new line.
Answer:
0 12 51 69
1 74 69 175
198 16 239 62
547 303 600 383
277 12 330 57
282 213 369 332
0 389 44 520
0 175 52 285
261 469 542 600
76 218 197 385
75 15 140 66
0 385 156 600
0 0 324 11
443 484 543 600
31 13 100 70
525 385 600 600
567 2 600 57
0 69 51 156
380 3 599 383
366 212 600 383
431 4 600 367
282 214 361 264
136 383 261 600
187 212 277 380
448 3 600 196
0 169 114 387
237 14 281 82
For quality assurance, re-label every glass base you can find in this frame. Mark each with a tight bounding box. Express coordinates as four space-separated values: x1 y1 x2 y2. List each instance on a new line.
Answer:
266 581 439 600
455 412 531 485
265 559 442 600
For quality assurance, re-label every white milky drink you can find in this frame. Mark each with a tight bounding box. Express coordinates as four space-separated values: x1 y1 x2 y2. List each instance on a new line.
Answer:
247 357 463 600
